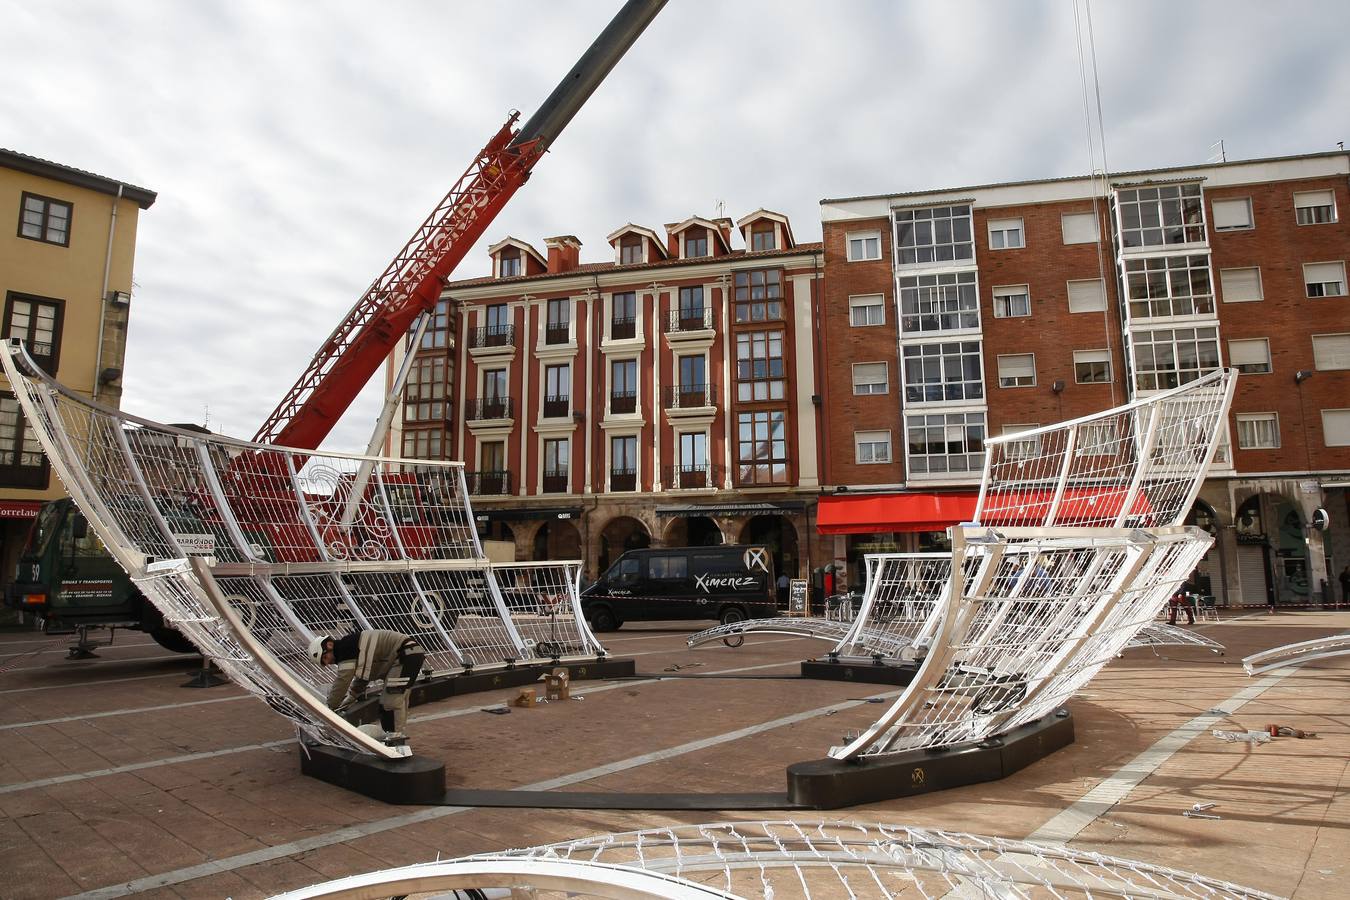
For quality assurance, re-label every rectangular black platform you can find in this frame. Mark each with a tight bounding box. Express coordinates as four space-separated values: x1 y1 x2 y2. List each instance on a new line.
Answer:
410 657 635 706
786 710 1074 809
800 657 919 686
300 743 446 804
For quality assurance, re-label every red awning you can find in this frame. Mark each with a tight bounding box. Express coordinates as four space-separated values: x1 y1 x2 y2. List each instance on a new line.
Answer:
817 492 978 535
980 486 1151 524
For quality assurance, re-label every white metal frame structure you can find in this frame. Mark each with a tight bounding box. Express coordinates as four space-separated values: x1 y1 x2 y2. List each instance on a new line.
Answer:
1243 633 1350 675
271 820 1281 899
0 342 602 759
830 369 1235 760
1130 622 1225 653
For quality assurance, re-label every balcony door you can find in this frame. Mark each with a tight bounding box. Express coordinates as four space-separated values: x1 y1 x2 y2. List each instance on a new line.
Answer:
679 431 707 488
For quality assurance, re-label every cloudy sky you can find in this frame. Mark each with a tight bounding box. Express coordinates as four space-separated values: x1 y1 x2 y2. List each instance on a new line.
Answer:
6 0 1348 451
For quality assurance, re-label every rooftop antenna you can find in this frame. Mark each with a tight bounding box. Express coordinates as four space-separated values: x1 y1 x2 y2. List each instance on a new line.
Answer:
1207 140 1226 163
714 199 725 219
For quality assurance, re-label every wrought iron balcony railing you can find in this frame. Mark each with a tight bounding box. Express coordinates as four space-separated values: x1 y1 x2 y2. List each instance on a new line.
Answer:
466 397 514 420
466 470 512 496
609 468 636 492
544 323 570 345
665 308 715 334
664 383 715 410
609 316 636 340
662 463 721 490
542 394 570 419
542 470 569 494
468 324 515 349
610 390 637 414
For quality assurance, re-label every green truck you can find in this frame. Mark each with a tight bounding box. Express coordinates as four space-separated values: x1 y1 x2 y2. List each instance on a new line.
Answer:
6 498 195 658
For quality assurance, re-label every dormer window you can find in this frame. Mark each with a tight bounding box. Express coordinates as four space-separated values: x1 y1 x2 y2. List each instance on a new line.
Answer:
620 235 643 265
684 227 708 258
751 222 776 251
499 247 521 277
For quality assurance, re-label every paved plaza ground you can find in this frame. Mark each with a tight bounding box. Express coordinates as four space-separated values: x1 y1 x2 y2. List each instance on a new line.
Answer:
0 610 1346 899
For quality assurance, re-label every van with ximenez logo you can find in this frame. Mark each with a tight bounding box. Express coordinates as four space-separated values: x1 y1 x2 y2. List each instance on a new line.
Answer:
580 544 777 631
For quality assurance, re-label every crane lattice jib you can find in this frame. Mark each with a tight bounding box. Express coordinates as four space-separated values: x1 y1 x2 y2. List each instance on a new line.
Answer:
252 119 539 450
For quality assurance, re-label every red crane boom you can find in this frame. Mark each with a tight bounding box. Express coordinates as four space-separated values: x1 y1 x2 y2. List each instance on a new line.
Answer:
253 1 666 451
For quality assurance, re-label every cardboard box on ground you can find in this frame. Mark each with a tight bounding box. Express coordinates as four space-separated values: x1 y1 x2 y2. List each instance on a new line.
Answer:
512 669 571 707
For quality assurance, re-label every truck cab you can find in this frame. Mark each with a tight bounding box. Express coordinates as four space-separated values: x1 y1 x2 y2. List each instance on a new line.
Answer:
581 544 778 632
6 499 195 655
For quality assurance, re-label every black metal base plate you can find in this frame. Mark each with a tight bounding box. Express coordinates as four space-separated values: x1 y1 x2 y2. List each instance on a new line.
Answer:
300 743 446 805
413 657 634 706
787 710 1074 809
800 658 919 685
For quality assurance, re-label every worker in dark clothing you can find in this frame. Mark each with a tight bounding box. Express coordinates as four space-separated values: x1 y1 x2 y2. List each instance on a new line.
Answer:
309 629 425 746
1168 576 1197 626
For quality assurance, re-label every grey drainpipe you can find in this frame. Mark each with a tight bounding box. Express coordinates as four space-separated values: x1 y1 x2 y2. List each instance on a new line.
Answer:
94 185 124 403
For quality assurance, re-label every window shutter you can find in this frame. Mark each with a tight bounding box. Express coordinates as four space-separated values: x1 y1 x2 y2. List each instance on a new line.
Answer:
998 354 1035 379
1067 279 1106 312
853 362 887 384
1073 349 1110 365
1227 339 1269 368
1061 213 1099 244
1219 267 1263 302
1323 410 1350 446
1312 334 1350 370
1294 190 1334 209
1304 262 1345 284
1211 198 1252 229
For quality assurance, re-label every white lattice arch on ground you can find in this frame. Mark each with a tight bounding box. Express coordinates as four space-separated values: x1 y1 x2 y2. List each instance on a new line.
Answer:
0 342 602 759
1243 632 1350 675
830 369 1235 760
269 820 1281 899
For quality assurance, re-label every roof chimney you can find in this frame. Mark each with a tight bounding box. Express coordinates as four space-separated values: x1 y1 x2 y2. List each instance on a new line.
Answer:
544 235 582 274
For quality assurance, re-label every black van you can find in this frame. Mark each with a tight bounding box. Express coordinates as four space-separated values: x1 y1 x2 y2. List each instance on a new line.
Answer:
581 545 777 631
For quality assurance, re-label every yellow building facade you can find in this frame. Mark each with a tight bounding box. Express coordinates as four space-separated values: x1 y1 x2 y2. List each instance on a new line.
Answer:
0 149 155 601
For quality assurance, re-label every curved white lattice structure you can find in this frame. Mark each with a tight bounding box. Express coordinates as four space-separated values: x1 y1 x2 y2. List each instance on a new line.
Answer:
1 342 601 759
1130 622 1225 653
828 370 1234 760
1243 632 1350 675
270 820 1281 899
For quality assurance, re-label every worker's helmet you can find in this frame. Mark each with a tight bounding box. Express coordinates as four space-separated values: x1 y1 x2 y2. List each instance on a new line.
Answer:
307 636 329 663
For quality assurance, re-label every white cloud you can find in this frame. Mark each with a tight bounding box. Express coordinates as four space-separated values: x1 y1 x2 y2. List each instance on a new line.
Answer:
5 0 1347 449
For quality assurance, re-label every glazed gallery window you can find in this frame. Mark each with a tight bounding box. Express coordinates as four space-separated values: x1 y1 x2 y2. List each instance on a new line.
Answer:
0 394 47 487
1073 349 1112 384
498 247 521 277
737 410 789 485
736 330 785 401
1116 183 1205 248
902 341 984 403
18 192 71 246
847 231 882 261
849 294 885 326
905 411 986 476
2 294 62 374
420 298 451 349
1123 254 1215 319
854 430 891 464
1227 338 1272 375
893 204 973 265
1236 413 1280 450
987 217 1024 250
992 285 1030 318
1304 261 1346 298
1131 326 1220 391
683 227 708 258
734 269 782 322
897 271 979 334
403 357 446 422
401 428 442 459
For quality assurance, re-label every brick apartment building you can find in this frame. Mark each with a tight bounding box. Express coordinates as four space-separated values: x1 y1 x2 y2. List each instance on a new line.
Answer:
395 210 830 582
816 151 1350 607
